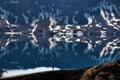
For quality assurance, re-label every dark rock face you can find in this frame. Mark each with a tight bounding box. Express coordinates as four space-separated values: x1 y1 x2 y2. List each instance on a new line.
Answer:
80 60 120 80
1 59 120 80
94 72 116 80
0 70 6 78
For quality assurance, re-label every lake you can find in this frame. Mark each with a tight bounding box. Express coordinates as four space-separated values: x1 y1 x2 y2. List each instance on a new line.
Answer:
0 0 120 70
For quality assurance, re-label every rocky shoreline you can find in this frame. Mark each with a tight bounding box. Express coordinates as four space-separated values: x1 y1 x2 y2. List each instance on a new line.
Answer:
0 59 120 80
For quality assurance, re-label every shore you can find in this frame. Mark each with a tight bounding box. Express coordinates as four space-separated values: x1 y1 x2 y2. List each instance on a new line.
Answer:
1 59 120 80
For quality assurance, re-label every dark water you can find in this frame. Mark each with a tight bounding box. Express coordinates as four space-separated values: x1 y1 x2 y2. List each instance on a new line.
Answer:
0 0 120 70
0 34 120 69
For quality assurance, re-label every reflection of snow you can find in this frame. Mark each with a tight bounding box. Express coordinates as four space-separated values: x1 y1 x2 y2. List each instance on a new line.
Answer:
49 17 57 31
100 30 106 38
2 67 60 78
100 38 120 57
4 32 22 35
76 31 83 37
84 13 93 27
84 41 92 54
48 38 57 49
99 4 120 30
30 19 39 43
22 13 29 24
0 0 120 60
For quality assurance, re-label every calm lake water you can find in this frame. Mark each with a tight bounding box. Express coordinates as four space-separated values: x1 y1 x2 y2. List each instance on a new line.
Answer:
0 34 120 70
0 0 120 70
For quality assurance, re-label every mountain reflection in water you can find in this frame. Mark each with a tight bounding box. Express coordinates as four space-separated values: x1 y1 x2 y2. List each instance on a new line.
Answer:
0 28 120 69
0 0 120 70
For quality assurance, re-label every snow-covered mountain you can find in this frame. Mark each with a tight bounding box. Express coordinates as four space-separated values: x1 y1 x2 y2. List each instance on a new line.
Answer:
0 0 120 69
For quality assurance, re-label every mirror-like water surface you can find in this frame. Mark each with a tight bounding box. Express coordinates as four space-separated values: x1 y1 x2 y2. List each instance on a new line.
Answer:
0 0 120 70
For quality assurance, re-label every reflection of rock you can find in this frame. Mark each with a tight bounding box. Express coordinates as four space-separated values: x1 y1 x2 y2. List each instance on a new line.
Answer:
0 18 11 32
1 59 120 80
0 0 120 71
0 0 120 50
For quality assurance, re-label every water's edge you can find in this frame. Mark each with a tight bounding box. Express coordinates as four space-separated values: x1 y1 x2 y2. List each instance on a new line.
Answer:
1 59 120 80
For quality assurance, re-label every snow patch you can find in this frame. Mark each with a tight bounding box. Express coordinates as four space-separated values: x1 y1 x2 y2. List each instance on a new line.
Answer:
2 67 60 78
